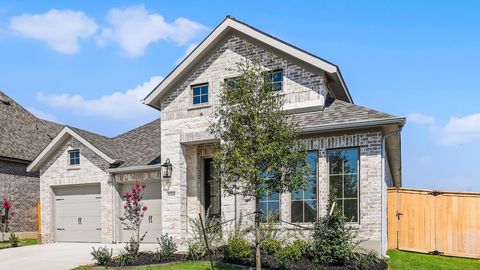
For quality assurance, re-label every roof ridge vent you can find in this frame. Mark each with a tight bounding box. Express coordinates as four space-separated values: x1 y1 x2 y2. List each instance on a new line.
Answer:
0 95 11 105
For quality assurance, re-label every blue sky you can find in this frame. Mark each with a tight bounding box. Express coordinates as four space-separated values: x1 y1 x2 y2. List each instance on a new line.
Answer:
1 1 480 191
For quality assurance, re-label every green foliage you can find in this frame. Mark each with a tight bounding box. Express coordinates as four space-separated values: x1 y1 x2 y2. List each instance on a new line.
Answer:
274 242 302 269
120 183 148 257
352 250 383 270
186 241 206 261
156 234 177 261
91 246 113 265
312 195 355 266
292 239 312 258
116 249 134 267
261 238 281 255
188 208 223 252
224 236 252 260
8 233 19 247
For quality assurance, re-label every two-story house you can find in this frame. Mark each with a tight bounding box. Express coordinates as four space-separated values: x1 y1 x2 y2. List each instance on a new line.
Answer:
28 16 404 257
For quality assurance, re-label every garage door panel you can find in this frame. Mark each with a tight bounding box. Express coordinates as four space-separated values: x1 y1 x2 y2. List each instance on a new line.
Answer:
54 185 101 243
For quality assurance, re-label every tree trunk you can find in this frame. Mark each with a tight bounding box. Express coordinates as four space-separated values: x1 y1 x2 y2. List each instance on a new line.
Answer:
255 197 261 270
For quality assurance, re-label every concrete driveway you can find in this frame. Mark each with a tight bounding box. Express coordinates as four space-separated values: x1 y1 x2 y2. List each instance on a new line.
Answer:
0 243 158 270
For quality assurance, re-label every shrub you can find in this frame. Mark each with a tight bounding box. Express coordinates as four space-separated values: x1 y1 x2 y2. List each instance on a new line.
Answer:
352 250 383 270
188 208 223 251
120 183 148 257
155 234 177 261
224 236 252 261
274 242 302 269
8 233 19 247
91 246 113 265
292 239 312 258
186 241 206 261
116 249 134 267
261 238 281 255
312 195 355 266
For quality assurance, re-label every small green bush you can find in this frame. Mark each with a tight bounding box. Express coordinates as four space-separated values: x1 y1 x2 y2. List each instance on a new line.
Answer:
292 239 312 258
116 249 134 267
8 233 19 247
186 241 206 261
91 246 113 265
352 250 382 270
224 236 252 260
274 243 302 269
262 238 281 255
156 234 177 261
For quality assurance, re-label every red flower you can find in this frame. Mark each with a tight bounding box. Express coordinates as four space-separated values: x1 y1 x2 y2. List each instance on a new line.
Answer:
124 192 132 198
2 198 12 209
142 206 148 211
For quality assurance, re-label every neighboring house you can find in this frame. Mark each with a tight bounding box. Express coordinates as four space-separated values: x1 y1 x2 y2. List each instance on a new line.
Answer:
28 16 405 257
0 91 62 237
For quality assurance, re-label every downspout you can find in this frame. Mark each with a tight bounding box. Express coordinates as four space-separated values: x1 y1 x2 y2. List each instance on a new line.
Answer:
109 172 117 243
381 130 399 258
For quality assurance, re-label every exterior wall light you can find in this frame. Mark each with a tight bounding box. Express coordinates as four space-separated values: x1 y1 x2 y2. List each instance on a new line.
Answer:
161 158 172 178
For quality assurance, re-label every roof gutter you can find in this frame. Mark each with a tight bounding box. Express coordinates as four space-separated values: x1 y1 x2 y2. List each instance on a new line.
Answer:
300 117 406 134
107 164 162 173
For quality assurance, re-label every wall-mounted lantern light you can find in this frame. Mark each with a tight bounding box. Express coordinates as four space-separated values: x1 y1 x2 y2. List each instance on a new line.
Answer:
161 158 172 178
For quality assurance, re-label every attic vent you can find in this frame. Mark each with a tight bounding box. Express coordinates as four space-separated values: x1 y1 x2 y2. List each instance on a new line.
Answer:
0 95 11 105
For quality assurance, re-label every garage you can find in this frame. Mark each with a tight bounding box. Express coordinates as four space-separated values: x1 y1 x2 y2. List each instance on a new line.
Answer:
120 181 162 243
54 185 101 242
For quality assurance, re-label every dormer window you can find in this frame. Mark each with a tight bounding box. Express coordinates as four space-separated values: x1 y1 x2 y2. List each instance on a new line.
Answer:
69 150 80 165
192 84 208 105
268 70 283 91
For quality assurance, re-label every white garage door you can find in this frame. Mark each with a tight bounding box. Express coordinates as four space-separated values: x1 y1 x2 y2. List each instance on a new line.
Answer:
120 182 162 243
54 185 101 242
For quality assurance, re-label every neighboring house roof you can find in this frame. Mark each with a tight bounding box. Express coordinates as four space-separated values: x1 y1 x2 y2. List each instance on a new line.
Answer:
27 119 161 172
0 91 62 163
294 98 405 133
143 16 352 110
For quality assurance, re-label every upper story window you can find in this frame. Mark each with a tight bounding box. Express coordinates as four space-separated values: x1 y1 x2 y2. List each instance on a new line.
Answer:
291 151 318 223
225 77 239 89
192 84 209 105
69 150 80 165
267 70 283 91
328 148 359 223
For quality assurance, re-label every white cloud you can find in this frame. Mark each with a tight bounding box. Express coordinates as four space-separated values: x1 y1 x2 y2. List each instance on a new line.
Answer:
9 9 98 54
98 5 207 57
407 112 435 125
176 43 198 64
27 107 58 122
440 113 480 145
37 76 163 120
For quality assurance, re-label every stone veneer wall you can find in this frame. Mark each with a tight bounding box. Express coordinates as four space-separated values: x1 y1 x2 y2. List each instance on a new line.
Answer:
39 137 114 243
0 160 39 233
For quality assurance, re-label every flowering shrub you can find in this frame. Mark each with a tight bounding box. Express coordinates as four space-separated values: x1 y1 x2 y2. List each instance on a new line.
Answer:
0 197 14 242
120 183 148 257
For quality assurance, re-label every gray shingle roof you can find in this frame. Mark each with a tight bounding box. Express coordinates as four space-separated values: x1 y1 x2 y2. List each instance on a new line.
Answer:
0 91 63 161
293 98 402 129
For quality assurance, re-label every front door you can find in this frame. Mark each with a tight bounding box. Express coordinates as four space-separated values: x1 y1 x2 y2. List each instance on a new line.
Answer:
204 158 221 218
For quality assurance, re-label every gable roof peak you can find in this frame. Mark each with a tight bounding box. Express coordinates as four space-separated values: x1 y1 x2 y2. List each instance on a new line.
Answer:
143 16 352 110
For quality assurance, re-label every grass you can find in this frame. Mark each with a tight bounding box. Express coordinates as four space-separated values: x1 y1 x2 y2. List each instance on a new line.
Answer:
0 238 37 249
73 262 244 270
387 249 480 270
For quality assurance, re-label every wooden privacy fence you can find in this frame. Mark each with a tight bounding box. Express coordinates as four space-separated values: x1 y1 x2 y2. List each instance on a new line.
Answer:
388 188 480 258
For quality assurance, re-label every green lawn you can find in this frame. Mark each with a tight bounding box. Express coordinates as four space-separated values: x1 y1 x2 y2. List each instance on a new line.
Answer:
0 238 37 249
387 249 480 270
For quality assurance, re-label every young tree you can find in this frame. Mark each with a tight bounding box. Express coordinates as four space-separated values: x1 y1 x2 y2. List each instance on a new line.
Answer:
209 58 309 269
0 197 14 242
120 183 148 257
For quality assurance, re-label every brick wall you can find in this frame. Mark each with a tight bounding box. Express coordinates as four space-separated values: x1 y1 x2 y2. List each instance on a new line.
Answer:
0 160 39 233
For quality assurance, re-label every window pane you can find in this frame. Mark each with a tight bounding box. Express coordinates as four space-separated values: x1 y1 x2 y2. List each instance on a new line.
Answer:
344 199 358 222
269 192 279 201
344 174 358 198
334 199 343 214
193 87 200 96
258 202 267 215
291 201 303 222
304 200 316 222
272 82 282 91
344 149 358 174
201 94 208 103
273 71 282 82
201 86 208 94
328 151 343 174
291 190 302 201
193 96 200 104
304 177 316 200
329 175 343 198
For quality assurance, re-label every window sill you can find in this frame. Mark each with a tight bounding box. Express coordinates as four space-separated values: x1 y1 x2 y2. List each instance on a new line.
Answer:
188 104 211 111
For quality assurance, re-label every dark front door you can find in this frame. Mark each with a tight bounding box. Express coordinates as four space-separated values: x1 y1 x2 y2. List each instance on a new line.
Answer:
204 158 221 218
